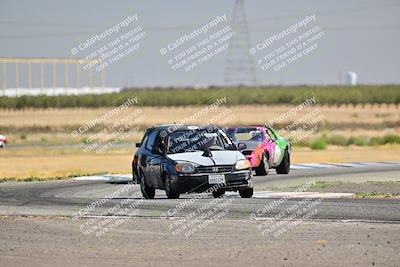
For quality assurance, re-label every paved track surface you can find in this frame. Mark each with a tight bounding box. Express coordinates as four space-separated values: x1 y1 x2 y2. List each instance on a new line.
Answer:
1 165 400 266
1 165 400 222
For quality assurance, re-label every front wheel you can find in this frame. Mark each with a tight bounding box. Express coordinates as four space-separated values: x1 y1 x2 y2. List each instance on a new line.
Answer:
140 171 155 199
239 187 253 198
255 154 269 176
165 176 180 199
132 169 139 184
276 149 290 174
212 189 225 198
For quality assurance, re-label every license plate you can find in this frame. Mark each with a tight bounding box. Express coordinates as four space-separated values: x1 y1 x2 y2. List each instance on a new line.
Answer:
208 174 225 184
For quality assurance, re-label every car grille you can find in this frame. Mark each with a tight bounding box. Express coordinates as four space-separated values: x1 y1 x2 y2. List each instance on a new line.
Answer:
197 165 234 173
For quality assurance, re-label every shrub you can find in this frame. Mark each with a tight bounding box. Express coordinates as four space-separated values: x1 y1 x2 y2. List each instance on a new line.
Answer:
370 135 400 145
347 137 368 146
382 134 400 144
327 135 347 146
310 138 327 150
370 137 384 146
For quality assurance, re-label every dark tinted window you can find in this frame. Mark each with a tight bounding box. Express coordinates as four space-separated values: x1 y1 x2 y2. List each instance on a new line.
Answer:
145 130 158 151
139 130 150 148
154 134 165 152
226 128 236 140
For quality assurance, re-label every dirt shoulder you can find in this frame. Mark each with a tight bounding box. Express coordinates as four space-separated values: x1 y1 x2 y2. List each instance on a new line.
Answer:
307 181 400 194
274 181 400 199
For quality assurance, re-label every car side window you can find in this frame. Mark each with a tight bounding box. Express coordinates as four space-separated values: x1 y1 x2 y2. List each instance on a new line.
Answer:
154 134 165 152
140 132 150 148
218 129 233 148
226 128 236 141
145 130 158 151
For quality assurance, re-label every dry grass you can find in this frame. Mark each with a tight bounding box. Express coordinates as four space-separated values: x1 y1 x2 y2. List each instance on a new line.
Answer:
291 145 400 163
1 105 399 145
1 105 399 181
4 132 144 146
0 148 133 180
1 146 400 181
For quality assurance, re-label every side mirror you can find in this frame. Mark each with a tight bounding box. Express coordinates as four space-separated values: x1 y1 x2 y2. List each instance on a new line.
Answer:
237 143 247 150
135 143 141 148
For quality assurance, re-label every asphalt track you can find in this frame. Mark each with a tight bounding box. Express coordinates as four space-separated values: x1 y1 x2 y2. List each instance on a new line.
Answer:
1 164 400 222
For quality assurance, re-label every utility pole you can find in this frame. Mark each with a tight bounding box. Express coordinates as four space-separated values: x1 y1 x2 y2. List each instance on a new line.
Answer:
224 0 257 86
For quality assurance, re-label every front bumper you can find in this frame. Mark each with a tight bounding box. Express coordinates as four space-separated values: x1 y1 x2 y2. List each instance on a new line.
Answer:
171 170 252 193
245 154 261 168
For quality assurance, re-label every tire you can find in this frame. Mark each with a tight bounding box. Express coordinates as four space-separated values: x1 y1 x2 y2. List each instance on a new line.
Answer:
212 189 225 198
132 169 139 184
165 175 180 199
139 171 155 199
0 142 4 148
255 153 269 176
276 149 290 174
239 187 253 198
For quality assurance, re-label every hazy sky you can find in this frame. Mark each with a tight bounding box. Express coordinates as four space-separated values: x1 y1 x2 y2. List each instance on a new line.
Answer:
0 0 399 87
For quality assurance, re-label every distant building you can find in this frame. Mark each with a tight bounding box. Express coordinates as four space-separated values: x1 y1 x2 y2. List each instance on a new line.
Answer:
345 72 357 86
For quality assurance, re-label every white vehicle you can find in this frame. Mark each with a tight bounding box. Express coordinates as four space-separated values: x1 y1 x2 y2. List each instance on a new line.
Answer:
0 135 7 148
133 125 253 199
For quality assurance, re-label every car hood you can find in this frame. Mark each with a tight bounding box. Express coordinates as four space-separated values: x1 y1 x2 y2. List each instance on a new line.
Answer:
167 150 245 166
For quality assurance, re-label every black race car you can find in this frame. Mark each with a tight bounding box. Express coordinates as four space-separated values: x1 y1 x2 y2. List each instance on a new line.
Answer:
132 125 253 199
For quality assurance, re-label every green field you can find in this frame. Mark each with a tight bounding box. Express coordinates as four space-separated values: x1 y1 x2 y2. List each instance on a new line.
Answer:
1 85 400 108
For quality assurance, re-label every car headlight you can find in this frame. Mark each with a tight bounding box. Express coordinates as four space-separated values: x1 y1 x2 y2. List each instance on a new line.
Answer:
175 163 196 173
235 159 251 170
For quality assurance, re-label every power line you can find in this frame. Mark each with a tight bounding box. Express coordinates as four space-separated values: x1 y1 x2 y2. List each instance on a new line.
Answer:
1 24 399 40
248 1 400 22
1 1 399 39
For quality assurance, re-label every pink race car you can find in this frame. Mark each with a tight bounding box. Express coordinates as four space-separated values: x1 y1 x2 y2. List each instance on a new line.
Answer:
0 134 7 148
227 126 291 176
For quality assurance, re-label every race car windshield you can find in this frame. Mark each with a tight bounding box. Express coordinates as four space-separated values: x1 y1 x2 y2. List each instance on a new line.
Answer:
231 128 263 142
167 129 226 154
